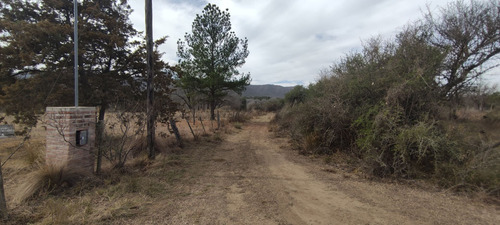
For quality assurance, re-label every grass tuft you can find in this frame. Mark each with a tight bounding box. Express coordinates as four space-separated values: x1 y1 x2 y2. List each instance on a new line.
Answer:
13 164 90 203
19 140 45 167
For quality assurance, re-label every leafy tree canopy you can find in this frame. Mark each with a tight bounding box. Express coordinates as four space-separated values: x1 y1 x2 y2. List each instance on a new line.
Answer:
284 85 308 107
0 0 174 126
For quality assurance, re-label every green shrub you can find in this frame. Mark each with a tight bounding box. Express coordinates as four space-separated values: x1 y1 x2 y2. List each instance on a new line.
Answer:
284 85 308 106
393 122 446 177
249 98 284 112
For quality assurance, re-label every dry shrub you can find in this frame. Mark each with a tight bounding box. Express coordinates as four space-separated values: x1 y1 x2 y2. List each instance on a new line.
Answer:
467 146 500 195
484 109 500 124
228 111 251 123
271 1 500 198
249 98 285 112
129 135 178 158
276 92 353 156
99 109 147 169
427 121 500 195
13 164 90 203
455 108 487 121
129 136 147 158
302 132 321 155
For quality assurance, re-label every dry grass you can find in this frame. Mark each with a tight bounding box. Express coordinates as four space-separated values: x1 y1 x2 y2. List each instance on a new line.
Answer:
4 151 190 224
408 108 500 198
455 108 488 121
12 164 91 203
0 109 246 224
233 122 242 129
0 114 49 172
18 140 45 167
38 198 76 224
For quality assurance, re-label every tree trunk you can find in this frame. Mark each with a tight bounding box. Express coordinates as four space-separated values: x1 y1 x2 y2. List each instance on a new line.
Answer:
210 101 216 120
199 116 206 134
95 105 106 175
186 118 196 139
170 119 183 148
217 111 220 130
0 159 8 220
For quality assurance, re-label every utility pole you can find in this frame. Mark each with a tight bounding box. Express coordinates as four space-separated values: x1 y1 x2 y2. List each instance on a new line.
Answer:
145 0 155 159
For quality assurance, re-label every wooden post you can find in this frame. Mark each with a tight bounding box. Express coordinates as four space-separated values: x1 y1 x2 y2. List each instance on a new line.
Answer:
186 118 196 139
0 159 8 220
169 119 183 148
96 120 103 175
199 116 206 134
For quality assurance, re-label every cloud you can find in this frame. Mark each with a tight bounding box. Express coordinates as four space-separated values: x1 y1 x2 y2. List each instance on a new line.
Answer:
129 0 482 86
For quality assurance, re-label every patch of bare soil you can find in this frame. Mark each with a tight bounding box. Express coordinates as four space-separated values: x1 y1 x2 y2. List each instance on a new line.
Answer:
124 114 499 225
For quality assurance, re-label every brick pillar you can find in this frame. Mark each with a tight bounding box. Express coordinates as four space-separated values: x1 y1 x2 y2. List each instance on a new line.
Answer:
45 107 96 172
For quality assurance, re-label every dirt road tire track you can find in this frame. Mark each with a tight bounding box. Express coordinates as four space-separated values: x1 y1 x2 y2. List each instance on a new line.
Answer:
130 114 499 225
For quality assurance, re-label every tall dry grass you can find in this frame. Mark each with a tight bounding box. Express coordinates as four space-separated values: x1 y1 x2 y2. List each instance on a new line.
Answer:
0 109 244 224
13 164 91 203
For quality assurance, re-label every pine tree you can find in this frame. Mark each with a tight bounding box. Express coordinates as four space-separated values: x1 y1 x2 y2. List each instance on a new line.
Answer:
177 3 250 120
0 0 142 125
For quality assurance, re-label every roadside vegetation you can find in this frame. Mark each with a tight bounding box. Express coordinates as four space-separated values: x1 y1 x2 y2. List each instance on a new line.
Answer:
0 0 251 222
244 96 285 112
0 108 249 224
274 0 500 198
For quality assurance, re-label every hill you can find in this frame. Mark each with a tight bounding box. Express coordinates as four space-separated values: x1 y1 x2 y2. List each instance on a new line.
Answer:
242 84 294 98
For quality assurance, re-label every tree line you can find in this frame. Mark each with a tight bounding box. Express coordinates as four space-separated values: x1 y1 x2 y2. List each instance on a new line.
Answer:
0 1 249 130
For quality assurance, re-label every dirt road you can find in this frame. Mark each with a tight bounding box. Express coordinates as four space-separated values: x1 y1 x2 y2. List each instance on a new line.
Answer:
131 114 499 225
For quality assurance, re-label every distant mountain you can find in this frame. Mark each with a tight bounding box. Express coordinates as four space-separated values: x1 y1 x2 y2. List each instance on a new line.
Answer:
242 84 294 98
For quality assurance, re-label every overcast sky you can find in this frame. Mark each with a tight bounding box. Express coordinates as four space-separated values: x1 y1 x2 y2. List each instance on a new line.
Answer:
128 0 499 87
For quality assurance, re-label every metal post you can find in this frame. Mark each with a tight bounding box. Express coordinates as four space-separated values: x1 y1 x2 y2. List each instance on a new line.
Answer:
74 0 78 107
